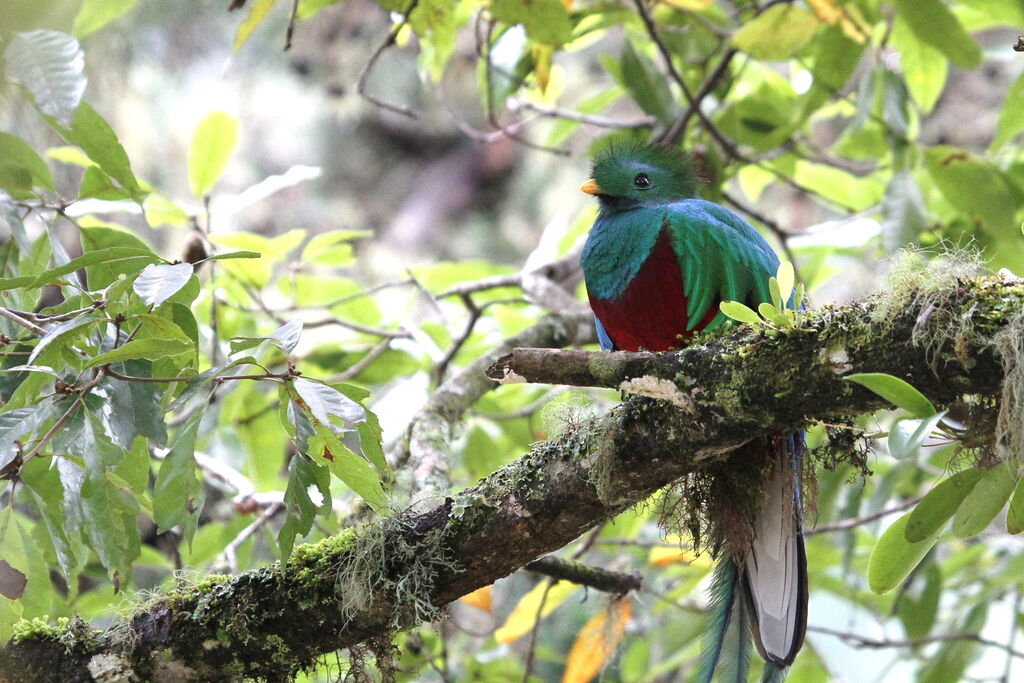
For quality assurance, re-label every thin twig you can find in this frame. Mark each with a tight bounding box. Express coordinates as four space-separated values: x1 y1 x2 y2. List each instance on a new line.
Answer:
659 47 738 146
432 294 481 386
327 338 393 383
507 99 656 130
214 502 285 574
806 496 923 535
809 626 1024 661
284 0 299 50
520 579 554 683
0 307 47 336
356 0 420 118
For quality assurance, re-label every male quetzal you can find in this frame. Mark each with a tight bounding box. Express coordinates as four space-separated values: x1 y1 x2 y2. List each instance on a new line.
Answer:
579 142 807 682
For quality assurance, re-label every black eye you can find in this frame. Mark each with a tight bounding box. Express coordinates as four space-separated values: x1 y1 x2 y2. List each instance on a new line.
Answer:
633 173 650 189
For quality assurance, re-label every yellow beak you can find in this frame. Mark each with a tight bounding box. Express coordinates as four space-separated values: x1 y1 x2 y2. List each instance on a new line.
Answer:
580 178 601 195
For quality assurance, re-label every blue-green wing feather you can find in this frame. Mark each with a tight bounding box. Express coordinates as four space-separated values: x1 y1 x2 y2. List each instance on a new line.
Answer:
663 200 780 331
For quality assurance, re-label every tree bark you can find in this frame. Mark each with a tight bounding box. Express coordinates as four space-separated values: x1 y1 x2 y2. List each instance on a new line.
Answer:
3 275 1020 681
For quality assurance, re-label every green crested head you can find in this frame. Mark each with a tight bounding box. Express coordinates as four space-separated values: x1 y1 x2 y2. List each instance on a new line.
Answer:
582 141 700 213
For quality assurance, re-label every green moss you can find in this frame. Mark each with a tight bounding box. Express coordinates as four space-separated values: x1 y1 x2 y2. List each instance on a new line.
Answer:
11 615 99 652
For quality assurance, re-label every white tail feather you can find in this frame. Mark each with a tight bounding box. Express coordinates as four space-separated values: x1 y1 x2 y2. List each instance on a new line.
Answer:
744 451 806 664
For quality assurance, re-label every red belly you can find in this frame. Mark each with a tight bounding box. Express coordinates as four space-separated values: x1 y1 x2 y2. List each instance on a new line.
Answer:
588 228 716 352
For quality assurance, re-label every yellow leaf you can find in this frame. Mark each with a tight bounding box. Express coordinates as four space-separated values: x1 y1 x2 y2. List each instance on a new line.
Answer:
532 44 553 94
662 0 713 10
459 585 493 613
647 545 714 568
561 599 631 683
494 581 580 644
233 0 277 53
807 0 867 44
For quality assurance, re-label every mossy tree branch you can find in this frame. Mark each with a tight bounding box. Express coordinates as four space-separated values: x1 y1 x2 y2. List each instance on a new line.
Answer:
3 275 1021 682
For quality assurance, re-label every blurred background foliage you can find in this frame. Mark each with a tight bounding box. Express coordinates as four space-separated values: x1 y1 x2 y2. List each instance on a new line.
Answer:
2 0 1024 681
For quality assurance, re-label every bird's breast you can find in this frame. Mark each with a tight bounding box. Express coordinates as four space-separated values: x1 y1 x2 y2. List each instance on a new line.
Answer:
587 227 712 351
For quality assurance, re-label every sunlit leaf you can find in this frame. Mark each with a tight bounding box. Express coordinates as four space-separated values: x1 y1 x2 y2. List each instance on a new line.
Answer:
232 0 277 53
458 585 493 613
730 5 819 61
719 300 761 325
494 580 580 643
188 111 239 197
85 338 193 368
133 262 194 307
4 30 86 126
562 599 630 683
73 0 138 38
890 0 981 69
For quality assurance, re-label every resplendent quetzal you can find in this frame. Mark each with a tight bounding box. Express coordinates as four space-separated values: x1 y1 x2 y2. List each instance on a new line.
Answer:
579 142 807 683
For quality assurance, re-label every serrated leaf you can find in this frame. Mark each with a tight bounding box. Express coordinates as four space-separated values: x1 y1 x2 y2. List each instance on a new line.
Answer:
494 580 580 643
888 411 946 460
85 337 192 368
4 30 86 126
890 0 981 69
188 111 239 197
844 372 935 418
731 5 820 61
868 510 940 594
951 461 1016 539
719 300 761 325
73 0 138 38
293 377 363 427
133 262 194 307
154 412 205 543
906 469 984 542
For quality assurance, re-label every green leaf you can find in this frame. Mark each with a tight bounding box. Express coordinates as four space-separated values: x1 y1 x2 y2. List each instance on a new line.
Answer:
28 246 158 288
619 42 674 124
133 262 194 307
844 372 936 418
992 70 1024 150
21 457 87 586
881 171 928 253
46 102 142 197
897 562 941 639
188 111 239 197
78 165 131 200
890 17 947 114
74 412 140 578
85 338 193 368
906 469 984 542
73 0 138 37
775 261 794 305
4 30 86 126
308 424 388 513
756 302 789 327
27 313 100 365
887 411 946 460
0 165 33 194
278 455 331 558
301 231 368 267
104 361 168 449
1007 473 1024 534
0 133 54 190
232 0 277 52
80 225 157 288
198 250 261 262
730 5 819 61
153 412 205 543
868 510 940 594
924 146 1018 239
951 461 1017 539
490 0 571 46
890 0 981 69
356 414 386 472
719 300 761 325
